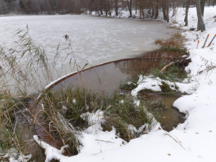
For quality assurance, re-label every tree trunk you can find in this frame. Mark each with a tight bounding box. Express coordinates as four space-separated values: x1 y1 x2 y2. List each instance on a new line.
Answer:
172 2 176 17
155 0 159 19
115 0 118 16
184 0 190 26
196 0 205 31
127 0 132 17
166 0 169 22
162 0 169 22
135 0 137 14
200 0 205 16
162 3 167 21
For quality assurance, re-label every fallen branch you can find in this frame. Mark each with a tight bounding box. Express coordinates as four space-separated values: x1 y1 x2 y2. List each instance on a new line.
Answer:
95 139 114 143
160 62 175 72
160 58 190 73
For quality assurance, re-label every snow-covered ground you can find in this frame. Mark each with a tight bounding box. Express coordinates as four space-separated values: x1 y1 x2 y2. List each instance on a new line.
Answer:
31 7 216 162
1 7 216 162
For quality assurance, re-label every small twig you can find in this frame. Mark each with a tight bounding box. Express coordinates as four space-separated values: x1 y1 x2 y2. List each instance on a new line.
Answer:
93 150 102 155
95 139 114 143
163 131 185 150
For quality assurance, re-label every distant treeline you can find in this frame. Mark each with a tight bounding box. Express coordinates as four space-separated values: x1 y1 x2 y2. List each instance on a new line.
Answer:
0 0 84 14
83 0 215 21
0 0 215 16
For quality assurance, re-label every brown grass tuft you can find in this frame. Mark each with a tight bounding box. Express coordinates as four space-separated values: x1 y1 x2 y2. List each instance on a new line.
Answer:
154 32 187 54
155 39 163 45
173 32 182 39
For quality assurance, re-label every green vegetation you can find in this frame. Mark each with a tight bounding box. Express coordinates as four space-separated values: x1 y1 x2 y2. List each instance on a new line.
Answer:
0 27 68 161
149 64 187 82
120 76 139 91
42 86 155 145
160 81 174 92
121 63 187 95
0 27 188 161
0 91 34 161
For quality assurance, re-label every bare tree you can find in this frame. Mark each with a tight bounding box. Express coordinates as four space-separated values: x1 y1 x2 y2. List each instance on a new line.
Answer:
155 0 159 19
184 0 190 26
127 0 132 17
162 0 169 22
200 0 205 15
0 0 8 14
196 0 205 31
114 0 118 16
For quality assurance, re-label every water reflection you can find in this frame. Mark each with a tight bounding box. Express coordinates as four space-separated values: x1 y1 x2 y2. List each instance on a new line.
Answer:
52 51 185 131
53 58 170 94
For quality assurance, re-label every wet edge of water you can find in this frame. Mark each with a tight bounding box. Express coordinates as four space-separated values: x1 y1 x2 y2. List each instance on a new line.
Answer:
43 50 186 92
32 49 188 155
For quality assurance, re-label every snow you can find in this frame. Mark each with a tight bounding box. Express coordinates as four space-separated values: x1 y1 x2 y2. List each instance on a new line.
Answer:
2 7 216 162
34 135 69 162
73 99 76 104
131 75 197 97
128 124 149 135
80 126 126 155
2 148 32 162
32 7 216 162
80 110 105 125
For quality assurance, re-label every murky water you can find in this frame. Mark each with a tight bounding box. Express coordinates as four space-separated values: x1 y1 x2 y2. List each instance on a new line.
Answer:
141 92 185 131
15 50 185 156
15 97 62 158
52 50 185 131
2 15 185 158
53 50 180 92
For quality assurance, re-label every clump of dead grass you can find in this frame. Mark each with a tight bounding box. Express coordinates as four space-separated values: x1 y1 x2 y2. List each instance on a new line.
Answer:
41 86 155 146
0 27 74 161
155 32 187 54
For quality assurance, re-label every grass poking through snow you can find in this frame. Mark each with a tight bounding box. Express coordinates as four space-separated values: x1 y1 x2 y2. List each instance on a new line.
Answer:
41 86 156 147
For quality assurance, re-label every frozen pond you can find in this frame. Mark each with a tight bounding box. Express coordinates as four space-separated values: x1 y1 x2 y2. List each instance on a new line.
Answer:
0 15 179 88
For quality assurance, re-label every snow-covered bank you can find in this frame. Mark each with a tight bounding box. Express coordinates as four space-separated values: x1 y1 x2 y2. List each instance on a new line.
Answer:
30 7 216 162
1 7 215 162
130 75 198 97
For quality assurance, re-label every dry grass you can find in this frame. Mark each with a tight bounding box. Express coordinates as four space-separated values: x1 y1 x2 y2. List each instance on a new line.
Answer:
0 27 187 161
155 39 163 45
173 32 182 39
0 27 157 161
155 32 187 54
167 25 182 30
0 27 75 161
42 87 155 143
